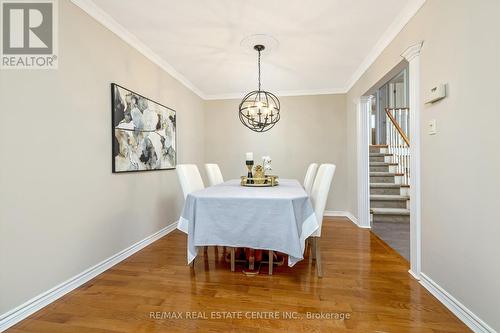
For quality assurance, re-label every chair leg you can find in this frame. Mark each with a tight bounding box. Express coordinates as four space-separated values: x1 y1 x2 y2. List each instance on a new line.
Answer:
308 244 312 264
314 238 323 278
248 253 255 271
268 250 273 275
230 247 235 272
309 237 316 263
305 238 309 257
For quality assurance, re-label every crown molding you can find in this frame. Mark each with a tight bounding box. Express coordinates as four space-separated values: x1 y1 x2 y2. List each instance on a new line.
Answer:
359 95 373 103
70 0 207 100
71 0 425 101
401 41 424 61
204 87 347 100
343 0 427 92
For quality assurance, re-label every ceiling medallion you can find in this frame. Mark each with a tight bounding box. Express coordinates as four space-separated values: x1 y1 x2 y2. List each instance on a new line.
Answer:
238 44 280 133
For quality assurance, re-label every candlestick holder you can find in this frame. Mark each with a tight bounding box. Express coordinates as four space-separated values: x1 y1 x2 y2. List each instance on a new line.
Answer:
246 160 254 184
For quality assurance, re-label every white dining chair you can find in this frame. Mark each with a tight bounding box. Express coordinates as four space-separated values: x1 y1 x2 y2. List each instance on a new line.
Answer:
176 164 208 261
308 163 336 277
177 164 204 199
303 163 319 195
205 163 224 186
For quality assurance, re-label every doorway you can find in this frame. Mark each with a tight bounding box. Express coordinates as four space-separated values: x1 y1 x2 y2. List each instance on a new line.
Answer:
370 67 410 260
357 40 423 278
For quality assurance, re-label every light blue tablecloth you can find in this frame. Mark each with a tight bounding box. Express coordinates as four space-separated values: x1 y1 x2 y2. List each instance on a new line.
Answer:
177 179 319 267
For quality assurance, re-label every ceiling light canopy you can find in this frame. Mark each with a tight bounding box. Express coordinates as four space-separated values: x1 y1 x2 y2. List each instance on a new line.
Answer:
238 44 281 133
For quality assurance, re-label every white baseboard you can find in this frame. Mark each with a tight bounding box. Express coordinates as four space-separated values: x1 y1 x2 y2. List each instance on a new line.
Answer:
323 213 494 331
322 213 495 332
324 210 369 228
0 221 178 332
419 273 496 333
408 269 421 281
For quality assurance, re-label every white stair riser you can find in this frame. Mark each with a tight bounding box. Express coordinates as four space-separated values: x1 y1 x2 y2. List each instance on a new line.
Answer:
400 187 409 196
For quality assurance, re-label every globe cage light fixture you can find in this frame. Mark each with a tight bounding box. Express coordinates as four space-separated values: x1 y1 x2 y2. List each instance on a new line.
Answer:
239 44 280 132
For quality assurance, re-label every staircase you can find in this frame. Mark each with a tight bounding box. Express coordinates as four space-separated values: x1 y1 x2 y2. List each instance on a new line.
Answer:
370 145 410 224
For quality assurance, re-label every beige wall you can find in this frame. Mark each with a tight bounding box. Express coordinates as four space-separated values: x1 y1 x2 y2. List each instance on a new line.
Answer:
2 0 499 330
204 95 348 212
346 0 500 329
0 1 205 314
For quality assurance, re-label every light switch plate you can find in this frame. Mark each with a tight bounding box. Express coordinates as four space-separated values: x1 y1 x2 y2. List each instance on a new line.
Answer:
428 119 437 135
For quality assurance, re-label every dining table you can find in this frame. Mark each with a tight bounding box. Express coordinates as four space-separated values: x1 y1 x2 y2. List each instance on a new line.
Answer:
177 179 319 270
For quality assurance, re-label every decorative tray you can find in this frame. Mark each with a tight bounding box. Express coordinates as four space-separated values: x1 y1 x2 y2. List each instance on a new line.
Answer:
240 175 279 187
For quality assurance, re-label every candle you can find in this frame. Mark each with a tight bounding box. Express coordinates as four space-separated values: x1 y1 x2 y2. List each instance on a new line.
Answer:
246 152 253 161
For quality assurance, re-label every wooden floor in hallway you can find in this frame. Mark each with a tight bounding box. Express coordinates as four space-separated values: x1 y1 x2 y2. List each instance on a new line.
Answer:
7 217 470 333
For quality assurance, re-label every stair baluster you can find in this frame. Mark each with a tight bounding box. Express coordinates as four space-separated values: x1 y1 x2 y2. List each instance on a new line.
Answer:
385 108 410 186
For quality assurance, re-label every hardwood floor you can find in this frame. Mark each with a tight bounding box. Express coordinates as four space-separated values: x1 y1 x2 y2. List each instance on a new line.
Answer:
7 218 470 333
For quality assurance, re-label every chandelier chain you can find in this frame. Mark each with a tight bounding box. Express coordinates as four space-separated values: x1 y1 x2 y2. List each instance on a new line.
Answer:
258 49 261 91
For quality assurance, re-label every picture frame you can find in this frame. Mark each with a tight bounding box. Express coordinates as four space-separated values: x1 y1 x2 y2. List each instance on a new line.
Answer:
111 83 176 173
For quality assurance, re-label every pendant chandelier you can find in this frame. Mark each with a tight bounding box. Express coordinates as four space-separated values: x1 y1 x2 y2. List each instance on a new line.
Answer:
239 45 280 132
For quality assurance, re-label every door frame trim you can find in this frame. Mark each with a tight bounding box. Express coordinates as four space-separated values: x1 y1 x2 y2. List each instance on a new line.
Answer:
356 41 424 278
356 96 372 229
402 41 423 278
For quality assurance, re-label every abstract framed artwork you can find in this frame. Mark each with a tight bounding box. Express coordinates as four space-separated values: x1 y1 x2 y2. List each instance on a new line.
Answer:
111 83 176 173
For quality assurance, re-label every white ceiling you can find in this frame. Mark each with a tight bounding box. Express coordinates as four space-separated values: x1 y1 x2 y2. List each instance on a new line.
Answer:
77 0 425 99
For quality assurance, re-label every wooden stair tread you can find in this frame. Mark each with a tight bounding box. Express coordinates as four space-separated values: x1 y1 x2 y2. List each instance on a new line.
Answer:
370 144 388 148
